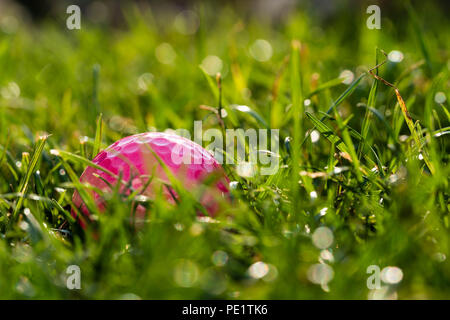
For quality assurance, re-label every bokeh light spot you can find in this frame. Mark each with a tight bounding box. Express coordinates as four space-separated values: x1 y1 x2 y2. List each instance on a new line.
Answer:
312 226 334 249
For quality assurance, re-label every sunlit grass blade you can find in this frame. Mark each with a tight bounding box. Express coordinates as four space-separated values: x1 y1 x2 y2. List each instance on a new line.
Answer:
93 113 103 158
50 149 119 181
358 77 378 158
289 40 303 205
301 73 366 147
395 89 435 175
12 134 48 221
307 76 346 98
305 112 350 154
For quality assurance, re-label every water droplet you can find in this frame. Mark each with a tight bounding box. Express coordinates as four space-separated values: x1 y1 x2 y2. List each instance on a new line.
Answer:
320 250 334 263
389 174 399 184
200 55 223 76
174 223 184 231
312 226 334 249
249 39 273 62
388 50 404 63
137 73 154 93
309 191 318 200
339 70 354 85
381 266 403 284
307 263 334 285
248 261 269 279
212 250 228 267
310 130 320 143
234 105 251 112
173 260 199 288
220 108 228 118
434 92 446 104
55 187 66 193
19 221 29 231
229 181 239 190
304 224 311 234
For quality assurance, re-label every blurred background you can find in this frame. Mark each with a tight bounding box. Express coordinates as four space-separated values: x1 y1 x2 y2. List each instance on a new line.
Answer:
3 0 450 29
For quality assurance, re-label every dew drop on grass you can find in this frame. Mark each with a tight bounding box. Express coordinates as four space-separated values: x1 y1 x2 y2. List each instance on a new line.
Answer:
307 263 334 285
310 130 320 143
174 223 184 231
248 261 269 279
304 224 311 234
249 39 273 62
19 221 29 231
173 259 199 288
200 55 223 76
137 73 154 93
312 226 334 249
381 266 403 284
309 191 318 200
212 250 228 267
339 70 354 85
319 207 328 216
229 181 239 190
388 50 404 63
320 250 334 263
434 92 446 104
220 108 228 118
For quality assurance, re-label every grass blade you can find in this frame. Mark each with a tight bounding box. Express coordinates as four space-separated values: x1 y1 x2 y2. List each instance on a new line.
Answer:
12 134 48 221
93 113 103 158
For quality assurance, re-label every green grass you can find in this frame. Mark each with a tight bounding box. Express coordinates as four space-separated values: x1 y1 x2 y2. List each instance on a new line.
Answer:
0 1 449 299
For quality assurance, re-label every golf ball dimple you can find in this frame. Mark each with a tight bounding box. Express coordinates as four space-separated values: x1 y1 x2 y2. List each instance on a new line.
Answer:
72 132 230 225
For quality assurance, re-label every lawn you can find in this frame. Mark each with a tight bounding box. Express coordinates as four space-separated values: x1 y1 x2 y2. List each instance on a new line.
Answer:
0 0 448 299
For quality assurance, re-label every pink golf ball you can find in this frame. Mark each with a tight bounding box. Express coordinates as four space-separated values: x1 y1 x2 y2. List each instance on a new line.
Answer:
72 132 229 226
